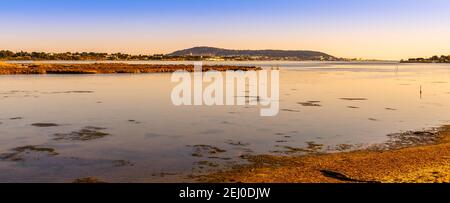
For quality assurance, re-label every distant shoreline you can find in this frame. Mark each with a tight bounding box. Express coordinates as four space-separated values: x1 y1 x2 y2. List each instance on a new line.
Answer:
1 48 406 62
1 59 399 64
400 61 450 64
1 59 386 62
0 47 338 61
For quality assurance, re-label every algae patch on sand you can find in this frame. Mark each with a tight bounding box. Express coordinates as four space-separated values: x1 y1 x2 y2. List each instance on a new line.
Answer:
189 145 227 158
54 126 110 141
31 123 59 127
0 145 58 162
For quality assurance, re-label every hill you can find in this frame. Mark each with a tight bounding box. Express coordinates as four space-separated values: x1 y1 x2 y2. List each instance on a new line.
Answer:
169 46 336 60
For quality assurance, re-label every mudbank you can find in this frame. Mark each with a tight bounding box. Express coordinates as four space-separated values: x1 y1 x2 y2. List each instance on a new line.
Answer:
200 126 450 183
0 63 261 74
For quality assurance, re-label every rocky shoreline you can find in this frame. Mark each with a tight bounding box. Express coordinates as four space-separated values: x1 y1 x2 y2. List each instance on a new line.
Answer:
0 63 261 74
200 126 450 183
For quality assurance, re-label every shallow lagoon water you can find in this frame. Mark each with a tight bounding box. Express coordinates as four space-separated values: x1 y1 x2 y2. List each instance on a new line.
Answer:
0 61 449 182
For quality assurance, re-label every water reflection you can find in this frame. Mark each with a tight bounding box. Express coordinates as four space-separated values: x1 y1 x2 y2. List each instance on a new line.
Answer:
0 62 449 182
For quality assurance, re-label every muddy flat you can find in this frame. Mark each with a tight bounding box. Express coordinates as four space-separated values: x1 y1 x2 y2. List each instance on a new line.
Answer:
0 63 260 74
200 126 450 183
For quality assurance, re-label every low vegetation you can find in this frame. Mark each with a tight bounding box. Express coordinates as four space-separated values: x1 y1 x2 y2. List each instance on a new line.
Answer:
0 61 17 68
402 55 450 63
0 63 261 75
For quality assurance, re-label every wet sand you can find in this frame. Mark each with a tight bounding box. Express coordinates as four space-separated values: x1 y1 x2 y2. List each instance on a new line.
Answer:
0 63 260 74
200 126 450 183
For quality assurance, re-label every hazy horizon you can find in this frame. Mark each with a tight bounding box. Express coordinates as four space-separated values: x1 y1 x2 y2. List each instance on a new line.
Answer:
1 0 450 60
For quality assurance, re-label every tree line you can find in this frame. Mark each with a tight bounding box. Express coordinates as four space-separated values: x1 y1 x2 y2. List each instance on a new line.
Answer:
0 50 208 61
402 55 450 63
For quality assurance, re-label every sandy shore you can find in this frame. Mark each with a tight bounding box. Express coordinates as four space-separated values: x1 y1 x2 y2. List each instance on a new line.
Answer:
0 63 260 74
200 126 450 183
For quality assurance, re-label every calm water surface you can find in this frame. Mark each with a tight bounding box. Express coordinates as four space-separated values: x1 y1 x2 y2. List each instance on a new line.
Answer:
0 61 449 182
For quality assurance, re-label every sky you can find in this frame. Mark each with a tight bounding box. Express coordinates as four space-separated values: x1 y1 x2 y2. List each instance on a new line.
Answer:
1 0 450 60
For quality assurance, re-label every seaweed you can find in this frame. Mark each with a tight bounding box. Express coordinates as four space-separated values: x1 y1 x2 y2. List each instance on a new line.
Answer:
73 177 107 183
340 98 368 101
196 161 219 168
0 145 58 162
54 126 110 141
281 109 301 112
298 101 322 107
226 140 249 147
31 123 59 127
112 160 134 167
189 145 227 158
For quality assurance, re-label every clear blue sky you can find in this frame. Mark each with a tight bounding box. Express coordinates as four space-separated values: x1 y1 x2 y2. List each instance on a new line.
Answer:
1 0 450 59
